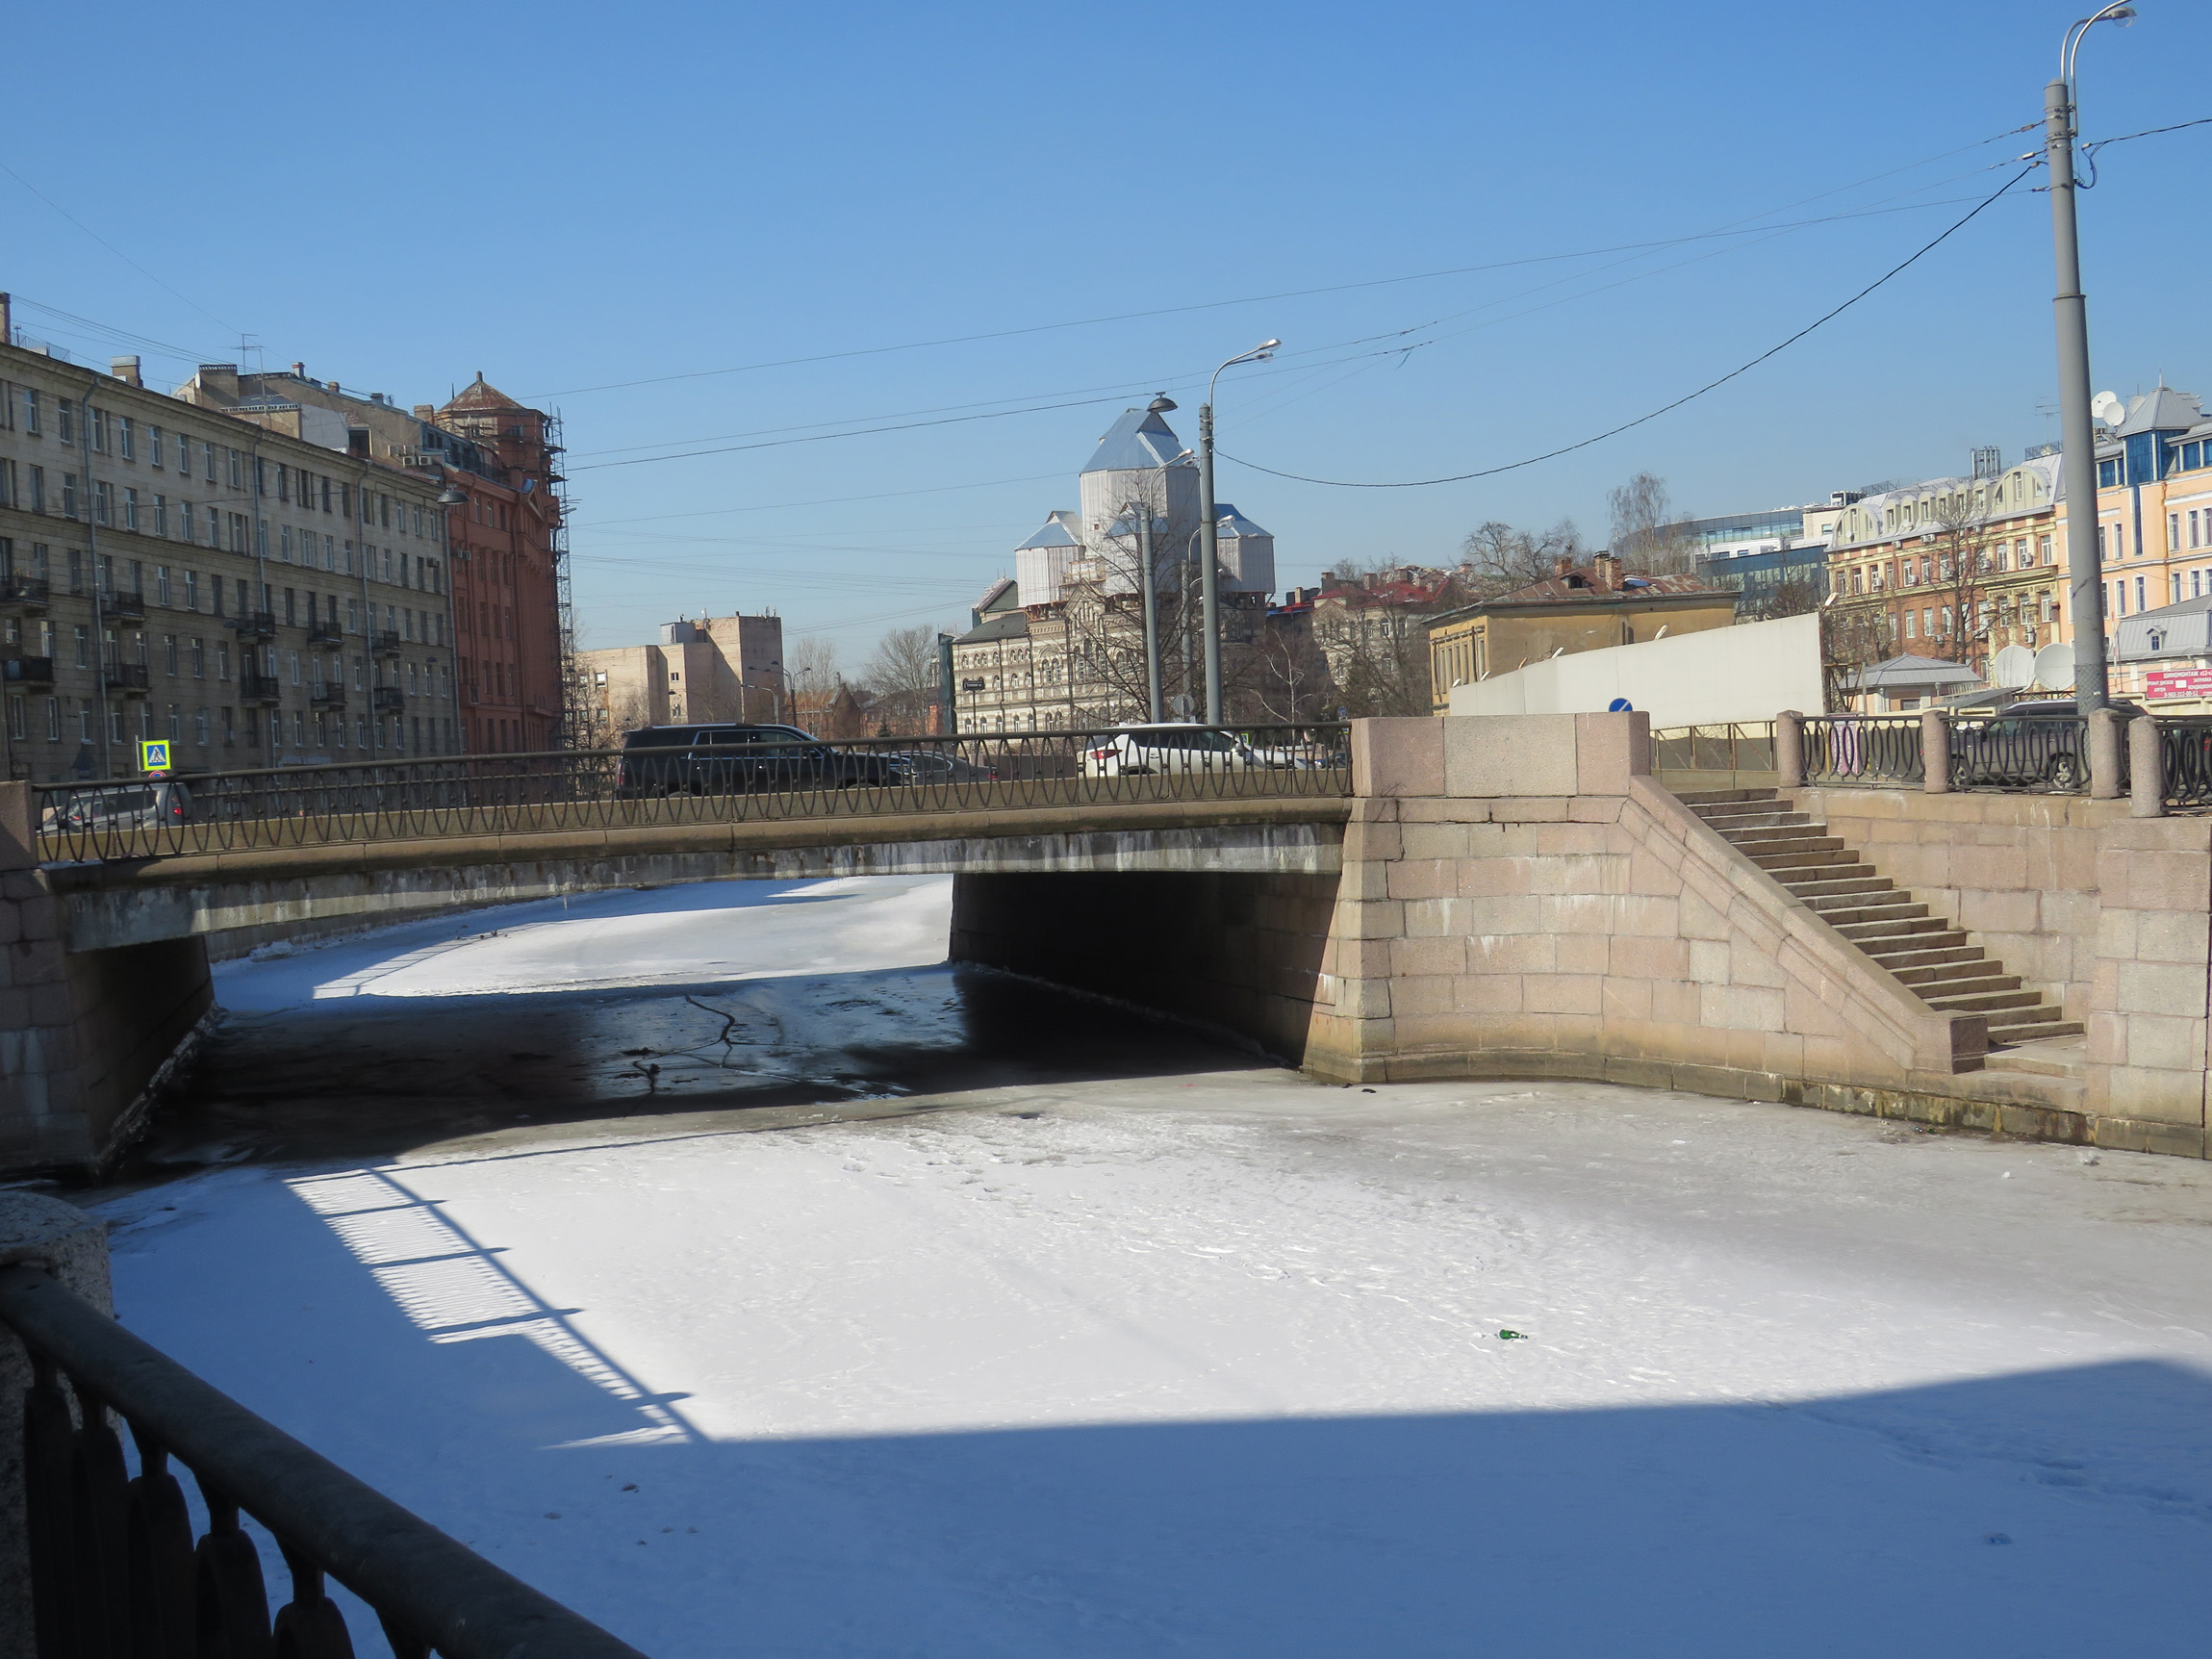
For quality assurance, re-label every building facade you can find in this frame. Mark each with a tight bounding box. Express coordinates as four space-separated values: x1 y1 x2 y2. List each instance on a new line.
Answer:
0 340 454 780
578 612 786 736
1823 390 2212 697
953 403 1279 732
1424 556 1734 711
179 364 570 753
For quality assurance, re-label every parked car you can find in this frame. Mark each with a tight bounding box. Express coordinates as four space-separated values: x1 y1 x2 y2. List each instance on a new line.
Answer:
49 779 194 832
1080 724 1265 778
887 750 999 783
1946 699 2143 791
613 724 906 797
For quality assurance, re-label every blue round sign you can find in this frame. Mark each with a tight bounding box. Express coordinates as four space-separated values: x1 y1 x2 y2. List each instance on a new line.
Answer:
1608 697 1635 713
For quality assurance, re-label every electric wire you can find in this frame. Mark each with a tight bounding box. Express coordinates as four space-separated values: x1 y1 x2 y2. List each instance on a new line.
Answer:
0 163 238 332
1218 163 2042 491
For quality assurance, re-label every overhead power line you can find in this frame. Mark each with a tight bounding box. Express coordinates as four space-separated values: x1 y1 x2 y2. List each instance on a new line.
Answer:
0 164 238 333
1219 163 2042 491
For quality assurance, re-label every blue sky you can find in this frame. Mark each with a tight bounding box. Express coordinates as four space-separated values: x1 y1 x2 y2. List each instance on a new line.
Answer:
8 2 2207 657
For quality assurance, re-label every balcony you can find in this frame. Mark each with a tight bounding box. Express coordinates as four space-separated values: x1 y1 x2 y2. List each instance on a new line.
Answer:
3 656 54 687
372 686 405 714
101 663 151 699
102 588 147 623
307 618 343 646
238 669 284 705
369 629 403 660
0 576 51 613
311 682 347 710
232 609 277 641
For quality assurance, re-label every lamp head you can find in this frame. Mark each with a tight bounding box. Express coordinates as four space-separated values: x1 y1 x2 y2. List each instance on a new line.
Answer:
1147 395 1178 413
436 486 468 505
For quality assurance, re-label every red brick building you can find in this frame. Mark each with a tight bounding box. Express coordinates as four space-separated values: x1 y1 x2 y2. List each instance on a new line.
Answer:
437 376 567 753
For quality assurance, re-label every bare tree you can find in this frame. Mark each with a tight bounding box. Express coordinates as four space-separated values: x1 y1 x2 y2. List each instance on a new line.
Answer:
1820 601 1893 713
1607 471 1698 575
1458 519 1585 597
1922 494 1997 672
1245 610 1333 725
859 623 951 734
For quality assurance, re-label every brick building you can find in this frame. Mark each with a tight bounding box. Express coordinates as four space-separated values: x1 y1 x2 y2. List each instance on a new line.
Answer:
577 612 787 736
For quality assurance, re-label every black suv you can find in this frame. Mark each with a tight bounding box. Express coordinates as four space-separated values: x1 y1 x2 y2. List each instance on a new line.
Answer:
613 724 906 798
1946 698 2144 791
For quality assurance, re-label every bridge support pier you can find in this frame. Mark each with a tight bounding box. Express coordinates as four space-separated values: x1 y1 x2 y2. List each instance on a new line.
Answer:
0 786 211 1174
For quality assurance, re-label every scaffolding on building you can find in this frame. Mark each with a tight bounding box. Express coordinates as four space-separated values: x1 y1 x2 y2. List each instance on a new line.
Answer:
543 411 586 748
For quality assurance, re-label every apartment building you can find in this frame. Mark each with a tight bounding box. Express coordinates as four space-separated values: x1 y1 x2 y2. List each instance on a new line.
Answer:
1823 387 2212 697
179 365 568 753
0 338 455 781
577 612 787 736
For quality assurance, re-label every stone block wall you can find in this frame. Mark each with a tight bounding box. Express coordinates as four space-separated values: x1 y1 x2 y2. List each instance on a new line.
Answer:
1308 717 1994 1113
0 784 213 1172
1801 786 2212 1155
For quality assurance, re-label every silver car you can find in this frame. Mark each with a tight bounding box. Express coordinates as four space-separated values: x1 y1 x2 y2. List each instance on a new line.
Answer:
1081 725 1262 778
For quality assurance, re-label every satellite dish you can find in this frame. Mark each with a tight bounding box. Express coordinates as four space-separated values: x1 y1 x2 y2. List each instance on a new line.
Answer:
1991 643 2037 689
2033 641 2076 692
2092 391 2125 427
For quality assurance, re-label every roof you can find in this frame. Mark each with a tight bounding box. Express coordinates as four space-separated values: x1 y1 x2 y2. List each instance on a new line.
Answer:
954 611 1030 645
1493 566 1711 603
1212 502 1270 539
1081 407 1186 474
441 372 527 415
974 576 1019 613
1843 654 1984 691
1015 513 1082 551
2117 386 2204 436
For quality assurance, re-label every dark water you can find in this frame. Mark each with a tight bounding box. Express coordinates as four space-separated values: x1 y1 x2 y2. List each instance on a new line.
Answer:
132 962 1265 1174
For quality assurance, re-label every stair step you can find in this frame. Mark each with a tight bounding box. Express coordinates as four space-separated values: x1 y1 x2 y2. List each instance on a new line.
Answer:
1892 961 2018 989
1981 1041 2088 1078
1924 988 2047 1013
1869 944 1985 969
1794 880 1900 904
1711 814 1815 834
1823 902 1933 929
1680 789 1778 807
1987 1010 2086 1035
1732 832 1844 855
1750 849 1859 874
1834 915 1946 942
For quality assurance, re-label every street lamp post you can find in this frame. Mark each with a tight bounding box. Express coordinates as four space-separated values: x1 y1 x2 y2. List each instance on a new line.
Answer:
2049 3 2136 715
1198 340 1279 725
1119 416 1193 727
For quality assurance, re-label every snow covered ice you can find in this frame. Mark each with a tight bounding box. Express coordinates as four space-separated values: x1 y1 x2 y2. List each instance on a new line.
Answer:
95 876 2212 1656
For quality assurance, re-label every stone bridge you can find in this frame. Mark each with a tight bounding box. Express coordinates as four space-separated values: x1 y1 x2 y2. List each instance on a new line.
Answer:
6 713 2208 1179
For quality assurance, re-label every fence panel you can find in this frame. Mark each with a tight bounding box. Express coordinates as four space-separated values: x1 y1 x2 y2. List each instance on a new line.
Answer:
1799 717 1924 785
1945 714 2092 794
2158 716 2212 809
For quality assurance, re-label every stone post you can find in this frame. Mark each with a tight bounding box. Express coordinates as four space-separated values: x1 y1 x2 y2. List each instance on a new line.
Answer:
1775 712 1805 789
2088 708 2124 801
1921 710 1951 794
0 783 33 873
2129 715 2166 819
0 1191 112 1653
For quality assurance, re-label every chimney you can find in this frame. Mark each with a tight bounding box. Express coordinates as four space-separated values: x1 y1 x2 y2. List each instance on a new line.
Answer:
1591 552 1623 592
0 293 11 346
413 403 436 421
292 361 306 376
197 363 240 400
110 356 143 388
1552 554 1576 579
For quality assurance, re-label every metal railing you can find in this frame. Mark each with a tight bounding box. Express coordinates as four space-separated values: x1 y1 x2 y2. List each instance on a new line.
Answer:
35 724 1352 862
1800 716 1925 785
1945 712 2093 793
0 1262 647 1659
2159 716 2212 809
1651 722 1775 776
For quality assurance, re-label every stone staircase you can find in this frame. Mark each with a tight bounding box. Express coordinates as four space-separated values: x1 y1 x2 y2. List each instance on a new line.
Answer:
1684 790 2084 1052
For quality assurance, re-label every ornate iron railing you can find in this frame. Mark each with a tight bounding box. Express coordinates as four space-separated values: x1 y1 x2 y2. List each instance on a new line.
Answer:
1799 716 1924 785
34 724 1352 862
2158 716 2212 809
1650 722 1776 776
1945 713 2093 793
0 1262 647 1659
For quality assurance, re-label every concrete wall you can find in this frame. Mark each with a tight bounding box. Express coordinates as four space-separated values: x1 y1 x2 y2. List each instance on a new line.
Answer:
1802 785 2212 1155
951 871 1337 1063
1448 612 1823 727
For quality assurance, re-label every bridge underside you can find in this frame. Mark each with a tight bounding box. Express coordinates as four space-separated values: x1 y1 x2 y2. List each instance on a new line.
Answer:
48 801 1347 959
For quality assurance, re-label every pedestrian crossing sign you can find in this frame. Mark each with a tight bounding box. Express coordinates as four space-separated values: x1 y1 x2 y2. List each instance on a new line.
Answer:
139 738 172 775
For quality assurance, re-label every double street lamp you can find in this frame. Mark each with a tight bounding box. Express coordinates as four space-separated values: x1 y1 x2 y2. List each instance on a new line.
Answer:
2048 3 2136 714
1198 340 1279 724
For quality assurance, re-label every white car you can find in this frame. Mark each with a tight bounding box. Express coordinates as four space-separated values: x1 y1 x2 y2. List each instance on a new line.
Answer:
1081 725 1263 778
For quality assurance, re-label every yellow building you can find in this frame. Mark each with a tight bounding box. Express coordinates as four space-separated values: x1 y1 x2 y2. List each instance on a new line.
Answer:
1425 554 1736 711
1824 387 2212 699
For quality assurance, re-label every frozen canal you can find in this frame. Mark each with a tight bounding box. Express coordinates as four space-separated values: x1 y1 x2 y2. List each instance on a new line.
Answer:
93 876 2212 1656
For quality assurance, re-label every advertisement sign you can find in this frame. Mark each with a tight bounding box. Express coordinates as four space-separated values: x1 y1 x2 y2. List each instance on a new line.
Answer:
2146 669 2212 702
